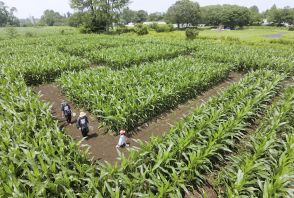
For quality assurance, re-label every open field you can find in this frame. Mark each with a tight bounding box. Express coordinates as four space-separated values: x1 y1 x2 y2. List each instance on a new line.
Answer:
199 27 292 41
0 26 293 197
0 26 78 40
146 26 294 45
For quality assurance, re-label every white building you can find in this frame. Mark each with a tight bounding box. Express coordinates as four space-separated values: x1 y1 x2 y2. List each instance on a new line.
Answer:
262 19 273 26
143 21 167 26
126 22 135 27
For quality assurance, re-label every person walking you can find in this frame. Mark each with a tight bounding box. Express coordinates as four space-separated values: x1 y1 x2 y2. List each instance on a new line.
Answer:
76 112 89 138
61 100 72 124
116 130 129 148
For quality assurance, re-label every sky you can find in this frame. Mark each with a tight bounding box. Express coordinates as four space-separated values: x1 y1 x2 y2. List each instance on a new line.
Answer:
2 0 294 19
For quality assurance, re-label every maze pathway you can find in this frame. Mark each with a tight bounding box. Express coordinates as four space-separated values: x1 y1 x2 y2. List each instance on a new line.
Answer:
33 72 243 164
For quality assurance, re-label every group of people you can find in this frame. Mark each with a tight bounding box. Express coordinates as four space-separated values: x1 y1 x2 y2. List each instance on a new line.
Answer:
61 100 128 148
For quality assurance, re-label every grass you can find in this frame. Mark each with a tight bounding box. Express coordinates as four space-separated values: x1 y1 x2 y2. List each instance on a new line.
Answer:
141 26 294 44
199 27 287 41
0 26 78 40
283 33 294 39
1 25 294 45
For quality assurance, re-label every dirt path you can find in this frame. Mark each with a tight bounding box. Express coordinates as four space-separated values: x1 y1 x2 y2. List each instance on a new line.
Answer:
264 32 287 39
130 72 243 141
33 84 123 164
33 72 243 164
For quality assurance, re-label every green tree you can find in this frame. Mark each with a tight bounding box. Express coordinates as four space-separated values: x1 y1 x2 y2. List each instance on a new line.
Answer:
70 0 129 32
200 5 251 28
136 10 148 23
283 7 294 24
266 5 284 25
148 12 165 21
200 5 223 25
279 6 294 25
165 0 201 28
120 8 148 24
0 1 19 27
39 10 65 26
221 5 251 29
266 5 294 25
67 12 85 27
249 5 262 25
121 8 137 24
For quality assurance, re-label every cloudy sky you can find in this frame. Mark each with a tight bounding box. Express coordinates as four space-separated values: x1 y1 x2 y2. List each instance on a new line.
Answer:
2 0 294 19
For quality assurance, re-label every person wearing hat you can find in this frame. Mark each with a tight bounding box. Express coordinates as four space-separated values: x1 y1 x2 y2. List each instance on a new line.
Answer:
76 112 89 138
116 130 129 148
61 100 72 124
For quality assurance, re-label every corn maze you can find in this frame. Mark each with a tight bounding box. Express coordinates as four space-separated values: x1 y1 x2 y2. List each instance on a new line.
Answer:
0 33 293 197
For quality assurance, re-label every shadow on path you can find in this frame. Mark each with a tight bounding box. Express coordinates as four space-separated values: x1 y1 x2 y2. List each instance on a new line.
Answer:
33 72 243 164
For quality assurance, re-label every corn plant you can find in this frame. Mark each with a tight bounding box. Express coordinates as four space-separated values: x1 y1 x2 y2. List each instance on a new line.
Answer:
217 86 294 197
94 70 284 197
126 70 283 166
85 43 194 69
1 31 294 198
192 40 294 74
262 133 294 198
0 45 89 85
58 57 233 132
57 35 137 56
0 68 103 196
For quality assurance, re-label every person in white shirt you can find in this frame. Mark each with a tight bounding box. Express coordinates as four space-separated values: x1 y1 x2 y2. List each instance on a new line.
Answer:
116 130 129 148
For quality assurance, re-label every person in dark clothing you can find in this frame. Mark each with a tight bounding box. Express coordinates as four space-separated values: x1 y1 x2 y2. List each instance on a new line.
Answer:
61 100 72 124
76 112 89 138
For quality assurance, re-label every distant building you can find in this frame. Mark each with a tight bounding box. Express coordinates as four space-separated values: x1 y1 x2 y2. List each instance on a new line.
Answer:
126 22 135 27
282 22 290 27
262 19 290 27
173 24 195 28
262 19 273 26
143 21 167 26
126 21 167 27
126 21 204 29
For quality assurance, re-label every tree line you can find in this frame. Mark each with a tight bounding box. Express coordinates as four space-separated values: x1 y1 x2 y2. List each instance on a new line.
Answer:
0 1 19 26
1 0 294 32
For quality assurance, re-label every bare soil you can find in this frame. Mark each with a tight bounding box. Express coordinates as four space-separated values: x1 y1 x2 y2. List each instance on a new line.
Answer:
33 83 121 164
130 72 243 141
185 178 218 198
33 72 243 164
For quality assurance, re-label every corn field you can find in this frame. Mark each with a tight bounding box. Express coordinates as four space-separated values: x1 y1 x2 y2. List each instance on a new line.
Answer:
0 32 293 197
58 57 233 132
216 86 294 197
192 40 294 73
0 68 97 197
85 43 194 68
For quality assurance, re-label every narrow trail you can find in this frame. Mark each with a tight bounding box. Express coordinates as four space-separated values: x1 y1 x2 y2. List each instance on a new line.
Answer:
130 72 243 141
33 84 121 164
33 72 243 164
